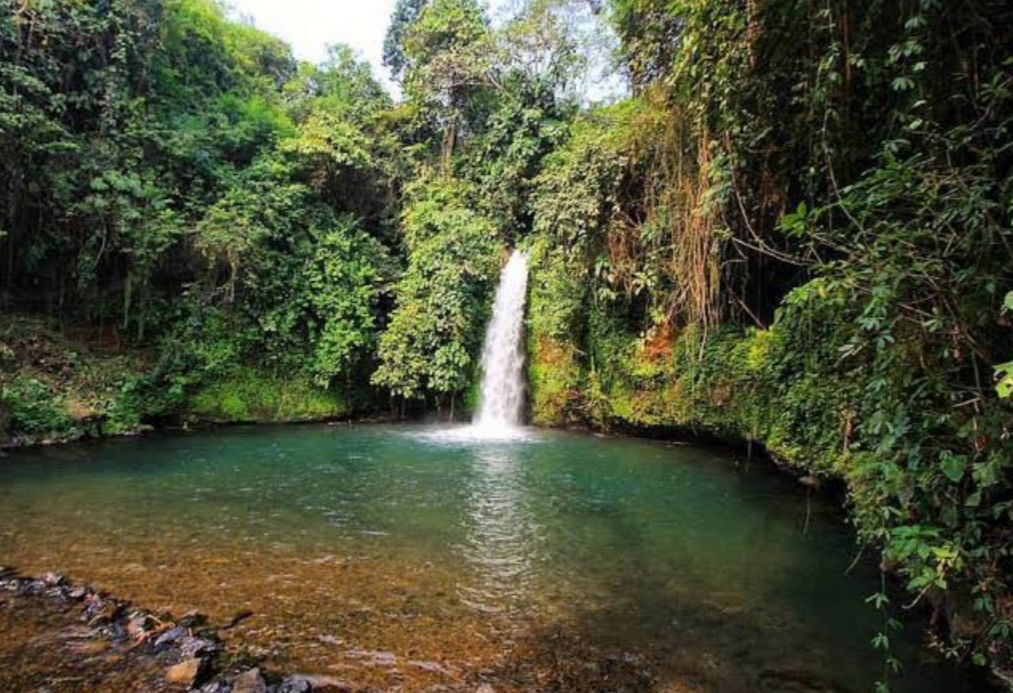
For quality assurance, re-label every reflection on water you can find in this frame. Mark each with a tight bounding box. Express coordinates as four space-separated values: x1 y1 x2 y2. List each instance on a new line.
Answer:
458 445 538 614
0 424 976 692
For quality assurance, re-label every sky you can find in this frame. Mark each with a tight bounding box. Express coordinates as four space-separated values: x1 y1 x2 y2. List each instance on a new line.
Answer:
227 0 624 102
228 0 401 91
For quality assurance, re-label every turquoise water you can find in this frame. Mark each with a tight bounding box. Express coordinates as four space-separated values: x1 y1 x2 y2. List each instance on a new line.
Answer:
0 424 971 691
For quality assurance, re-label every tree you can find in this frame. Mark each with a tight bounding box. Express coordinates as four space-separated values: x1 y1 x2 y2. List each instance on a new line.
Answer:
383 0 430 82
401 0 496 168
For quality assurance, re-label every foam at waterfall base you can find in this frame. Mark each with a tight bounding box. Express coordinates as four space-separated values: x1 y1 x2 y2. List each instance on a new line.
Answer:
412 423 538 444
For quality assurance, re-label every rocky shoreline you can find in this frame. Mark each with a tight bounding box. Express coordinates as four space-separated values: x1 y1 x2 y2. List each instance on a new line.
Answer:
0 567 356 692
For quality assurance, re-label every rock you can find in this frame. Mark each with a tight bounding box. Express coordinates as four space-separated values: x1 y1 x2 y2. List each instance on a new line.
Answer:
475 685 496 693
232 667 267 693
85 598 123 625
41 571 65 586
276 677 311 693
127 614 152 639
67 585 89 600
199 683 231 693
155 625 189 647
179 636 219 657
166 657 205 686
279 674 352 692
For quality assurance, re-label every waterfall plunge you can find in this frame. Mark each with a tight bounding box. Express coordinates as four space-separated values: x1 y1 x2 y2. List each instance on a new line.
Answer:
473 250 529 433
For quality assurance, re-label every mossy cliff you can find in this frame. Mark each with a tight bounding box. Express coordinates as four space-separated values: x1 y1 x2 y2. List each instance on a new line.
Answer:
0 317 352 448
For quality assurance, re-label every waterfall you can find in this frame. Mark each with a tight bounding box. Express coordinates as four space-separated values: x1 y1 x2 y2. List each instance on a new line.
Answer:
473 250 529 431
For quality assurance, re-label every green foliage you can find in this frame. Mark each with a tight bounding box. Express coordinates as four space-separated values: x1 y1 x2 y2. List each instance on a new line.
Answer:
997 292 1013 399
189 367 348 422
372 176 500 401
384 0 430 81
0 377 72 438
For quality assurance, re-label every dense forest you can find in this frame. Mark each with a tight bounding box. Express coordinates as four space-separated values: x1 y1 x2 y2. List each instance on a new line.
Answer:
2 0 1012 683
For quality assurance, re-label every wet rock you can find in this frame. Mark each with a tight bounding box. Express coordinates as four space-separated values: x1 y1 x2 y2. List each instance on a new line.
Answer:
67 585 89 600
180 636 220 658
41 571 65 587
166 657 205 686
85 595 123 624
232 667 267 693
155 625 189 647
279 674 352 692
127 613 153 639
199 683 232 693
197 680 231 692
276 677 311 693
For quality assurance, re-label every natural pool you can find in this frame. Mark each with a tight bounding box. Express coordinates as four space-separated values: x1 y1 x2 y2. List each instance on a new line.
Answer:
0 424 973 691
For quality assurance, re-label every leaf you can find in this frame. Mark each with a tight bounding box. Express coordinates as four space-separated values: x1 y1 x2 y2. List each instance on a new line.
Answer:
940 453 965 483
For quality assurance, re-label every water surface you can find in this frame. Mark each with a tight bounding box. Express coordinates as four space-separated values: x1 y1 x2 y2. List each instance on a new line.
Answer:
0 424 969 691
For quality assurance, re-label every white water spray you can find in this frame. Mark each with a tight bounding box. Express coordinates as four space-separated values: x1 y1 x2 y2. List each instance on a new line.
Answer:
473 250 529 432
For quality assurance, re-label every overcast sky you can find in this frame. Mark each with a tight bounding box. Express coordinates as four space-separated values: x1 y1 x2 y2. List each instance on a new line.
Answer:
227 0 398 90
227 0 623 101
228 0 511 95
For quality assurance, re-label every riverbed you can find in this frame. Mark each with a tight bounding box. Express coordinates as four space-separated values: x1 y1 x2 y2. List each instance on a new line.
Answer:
0 424 973 691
